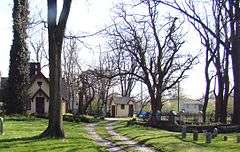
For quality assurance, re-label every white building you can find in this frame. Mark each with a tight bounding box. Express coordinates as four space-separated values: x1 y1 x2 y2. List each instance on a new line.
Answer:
180 101 203 114
108 95 141 117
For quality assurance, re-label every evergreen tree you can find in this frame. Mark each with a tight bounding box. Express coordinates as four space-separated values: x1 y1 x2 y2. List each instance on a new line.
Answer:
6 0 30 114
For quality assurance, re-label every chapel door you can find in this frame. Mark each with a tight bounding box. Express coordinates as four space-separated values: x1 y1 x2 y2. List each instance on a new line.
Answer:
129 105 134 117
111 105 116 117
36 97 45 115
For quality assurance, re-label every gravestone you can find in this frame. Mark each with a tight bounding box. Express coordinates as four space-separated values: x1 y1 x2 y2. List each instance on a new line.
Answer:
0 117 3 134
169 110 177 124
205 132 212 143
198 111 203 124
193 130 198 141
224 136 228 141
237 136 240 143
178 110 185 125
182 125 187 139
213 128 218 138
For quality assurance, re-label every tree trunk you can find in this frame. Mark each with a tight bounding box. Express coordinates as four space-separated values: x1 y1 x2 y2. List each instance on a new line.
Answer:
7 0 30 114
78 90 84 115
203 80 210 123
40 0 72 138
231 1 240 124
149 98 158 127
231 42 240 124
40 32 65 137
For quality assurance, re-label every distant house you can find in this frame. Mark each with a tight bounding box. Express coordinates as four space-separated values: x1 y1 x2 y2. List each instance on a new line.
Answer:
180 101 203 114
0 63 67 115
108 95 140 117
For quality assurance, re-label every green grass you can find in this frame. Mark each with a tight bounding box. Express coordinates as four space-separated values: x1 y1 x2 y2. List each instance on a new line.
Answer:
0 117 107 152
113 121 240 152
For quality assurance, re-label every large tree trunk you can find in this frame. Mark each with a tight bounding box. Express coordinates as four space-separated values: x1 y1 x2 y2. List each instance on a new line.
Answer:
40 0 72 138
41 41 64 137
230 1 240 124
149 99 158 127
6 0 30 114
220 66 230 124
231 43 240 124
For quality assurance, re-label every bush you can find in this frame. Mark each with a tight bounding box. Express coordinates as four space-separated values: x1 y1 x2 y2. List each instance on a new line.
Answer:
63 114 101 123
127 118 137 126
3 114 38 121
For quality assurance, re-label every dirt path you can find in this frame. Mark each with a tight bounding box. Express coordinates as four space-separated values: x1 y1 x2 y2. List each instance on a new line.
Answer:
85 121 156 152
106 121 156 152
85 123 126 152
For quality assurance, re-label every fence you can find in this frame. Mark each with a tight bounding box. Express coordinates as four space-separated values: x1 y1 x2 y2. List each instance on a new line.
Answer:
155 112 232 124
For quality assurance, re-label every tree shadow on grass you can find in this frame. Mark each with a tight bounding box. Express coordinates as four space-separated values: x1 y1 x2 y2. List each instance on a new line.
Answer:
0 136 39 151
0 135 43 143
0 134 101 151
0 135 49 148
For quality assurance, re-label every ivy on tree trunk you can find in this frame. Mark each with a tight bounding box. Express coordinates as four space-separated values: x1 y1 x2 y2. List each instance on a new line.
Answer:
6 0 30 114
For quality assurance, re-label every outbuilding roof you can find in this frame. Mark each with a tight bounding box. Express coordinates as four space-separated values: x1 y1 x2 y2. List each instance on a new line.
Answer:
111 96 134 105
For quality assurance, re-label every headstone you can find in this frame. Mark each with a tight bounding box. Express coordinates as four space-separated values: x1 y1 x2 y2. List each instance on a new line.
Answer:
193 130 198 141
223 136 228 141
205 132 212 143
198 111 203 124
169 111 177 124
0 117 3 134
178 111 185 125
237 136 240 143
182 125 187 139
212 128 218 138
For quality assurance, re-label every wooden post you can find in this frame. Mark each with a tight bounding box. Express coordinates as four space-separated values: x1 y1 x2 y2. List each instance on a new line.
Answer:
0 117 3 134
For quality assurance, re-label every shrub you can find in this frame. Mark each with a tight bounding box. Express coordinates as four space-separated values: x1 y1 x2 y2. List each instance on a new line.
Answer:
127 118 137 126
63 114 101 123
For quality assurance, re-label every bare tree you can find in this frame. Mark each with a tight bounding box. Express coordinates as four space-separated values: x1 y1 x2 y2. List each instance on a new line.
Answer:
157 0 234 123
108 1 197 126
61 34 82 112
27 6 49 68
109 43 139 97
76 70 96 115
94 54 118 116
40 0 72 138
29 28 48 66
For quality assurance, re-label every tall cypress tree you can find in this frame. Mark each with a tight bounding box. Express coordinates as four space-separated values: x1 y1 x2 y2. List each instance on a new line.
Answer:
6 0 30 114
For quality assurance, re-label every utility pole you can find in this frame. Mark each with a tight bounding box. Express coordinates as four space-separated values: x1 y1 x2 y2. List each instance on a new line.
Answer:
141 81 143 101
177 81 180 112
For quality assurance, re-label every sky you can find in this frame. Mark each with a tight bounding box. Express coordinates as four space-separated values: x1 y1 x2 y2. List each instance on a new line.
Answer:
0 0 206 99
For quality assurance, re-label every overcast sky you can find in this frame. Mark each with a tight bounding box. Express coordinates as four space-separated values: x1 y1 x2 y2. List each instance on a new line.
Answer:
0 0 206 99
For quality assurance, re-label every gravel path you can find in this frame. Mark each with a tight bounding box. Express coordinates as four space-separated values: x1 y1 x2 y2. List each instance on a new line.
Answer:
85 123 126 152
85 122 156 152
106 121 156 152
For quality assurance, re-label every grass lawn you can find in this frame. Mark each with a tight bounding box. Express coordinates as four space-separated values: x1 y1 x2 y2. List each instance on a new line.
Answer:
113 121 240 152
0 117 107 152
